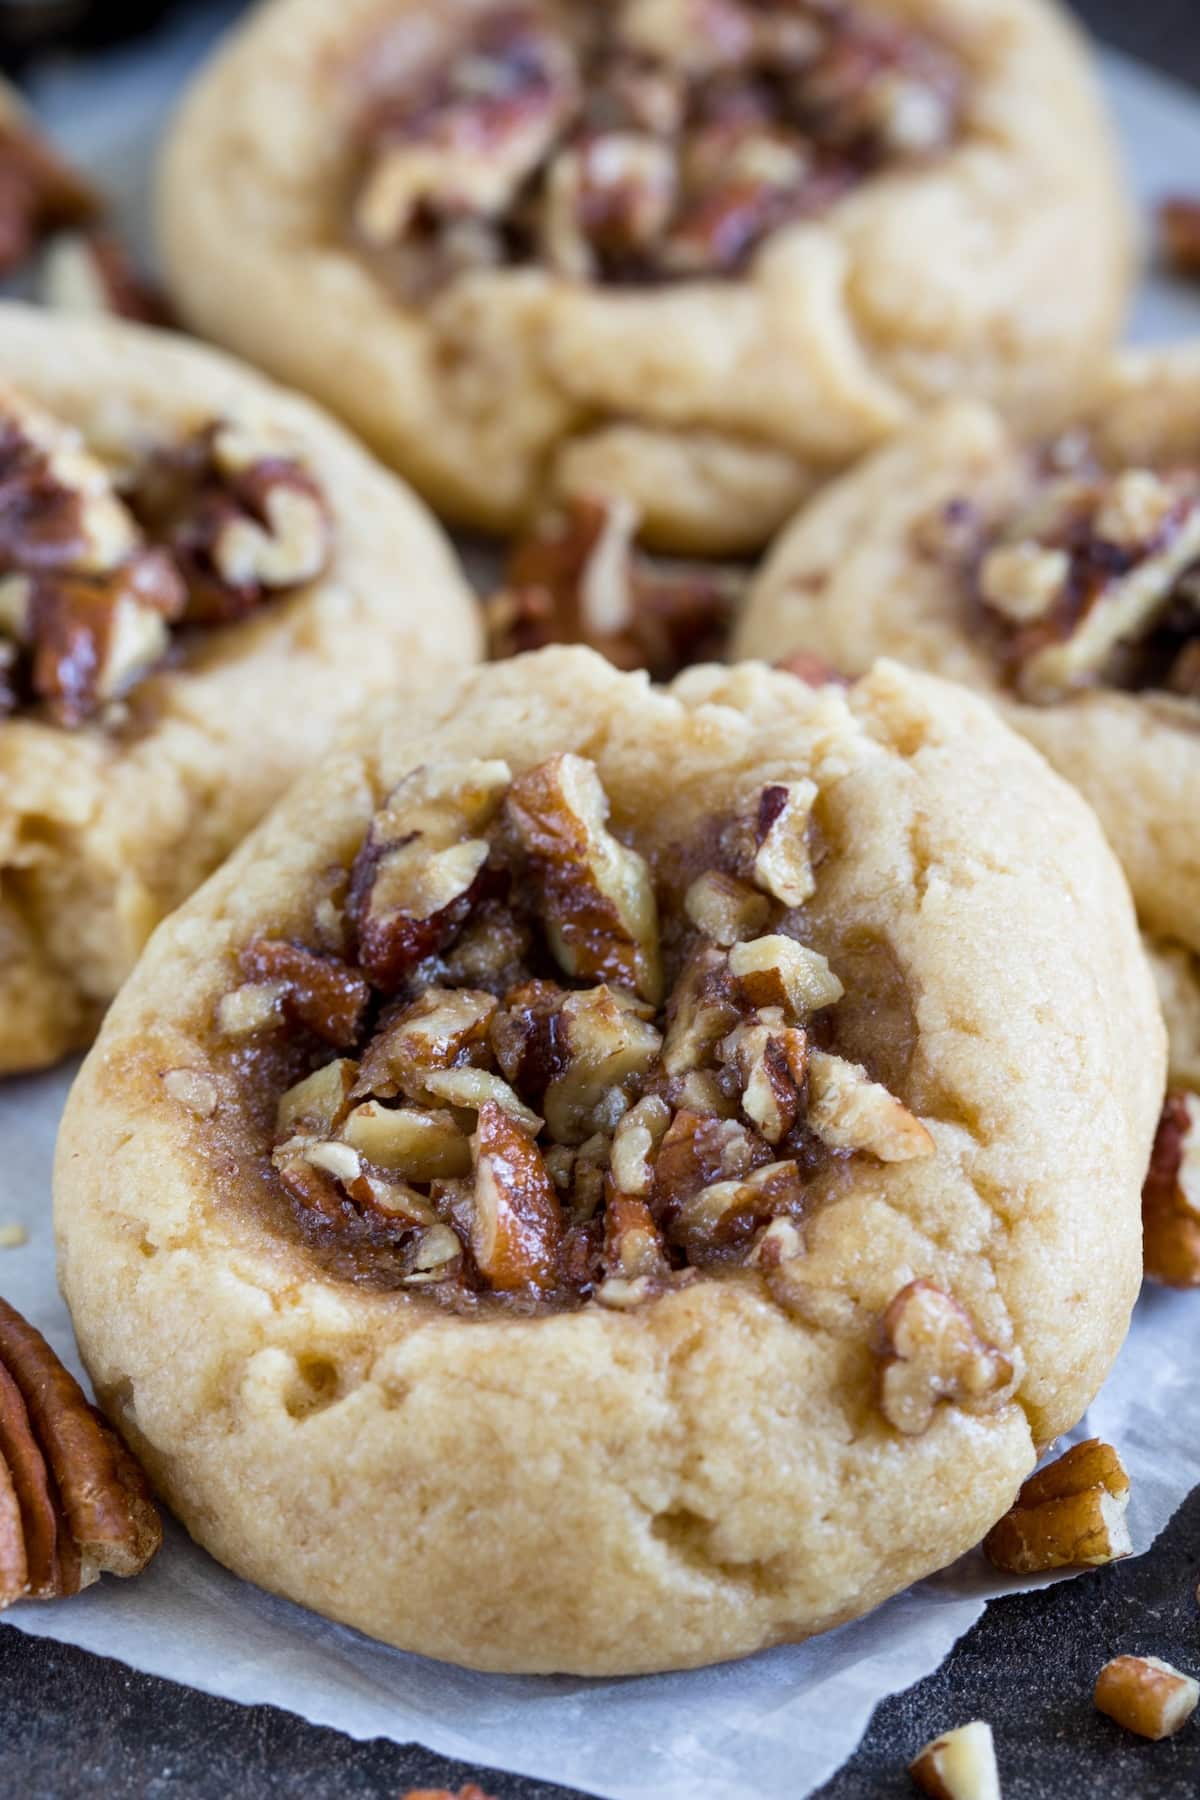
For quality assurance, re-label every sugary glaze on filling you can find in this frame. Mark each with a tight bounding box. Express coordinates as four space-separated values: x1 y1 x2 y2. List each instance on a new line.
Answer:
349 0 964 298
954 437 1200 707
0 387 333 728
217 753 938 1313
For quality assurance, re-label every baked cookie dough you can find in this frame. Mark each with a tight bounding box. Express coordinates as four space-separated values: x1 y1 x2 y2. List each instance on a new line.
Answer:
157 0 1130 555
0 304 478 1074
736 345 1200 1282
56 648 1161 1674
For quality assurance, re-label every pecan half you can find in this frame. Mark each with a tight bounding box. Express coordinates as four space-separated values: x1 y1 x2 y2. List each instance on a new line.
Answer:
983 1438 1132 1574
875 1280 1013 1436
0 1296 160 1609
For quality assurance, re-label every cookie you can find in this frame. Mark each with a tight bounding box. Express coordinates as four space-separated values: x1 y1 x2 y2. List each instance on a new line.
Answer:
55 648 1162 1674
157 0 1130 555
736 347 1200 1282
0 303 479 1074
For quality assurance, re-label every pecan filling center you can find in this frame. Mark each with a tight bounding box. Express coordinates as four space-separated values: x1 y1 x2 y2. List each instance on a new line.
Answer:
0 400 333 728
954 446 1200 706
349 0 963 296
222 754 935 1313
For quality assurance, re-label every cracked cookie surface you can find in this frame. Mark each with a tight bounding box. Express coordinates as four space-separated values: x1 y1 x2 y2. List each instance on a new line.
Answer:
0 304 478 1074
158 0 1129 554
54 648 1161 1673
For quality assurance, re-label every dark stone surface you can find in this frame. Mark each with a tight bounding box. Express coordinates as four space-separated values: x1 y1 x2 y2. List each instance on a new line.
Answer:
3 2 1199 1796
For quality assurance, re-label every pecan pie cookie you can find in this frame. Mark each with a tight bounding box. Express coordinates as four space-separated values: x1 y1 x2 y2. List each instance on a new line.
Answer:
736 346 1200 1282
157 0 1129 555
0 304 477 1075
55 648 1162 1673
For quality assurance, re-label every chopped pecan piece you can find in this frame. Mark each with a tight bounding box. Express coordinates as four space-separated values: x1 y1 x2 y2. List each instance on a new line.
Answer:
752 780 818 906
719 1014 807 1143
542 985 663 1144
805 1050 933 1161
652 1107 772 1217
276 1057 358 1141
541 132 677 280
1095 1656 1200 1741
983 1438 1131 1575
239 940 371 1047
610 1093 671 1196
506 752 662 1003
355 986 499 1102
470 1099 563 1291
0 1296 160 1609
909 1720 1001 1800
1142 1090 1200 1288
354 5 579 248
1160 196 1200 279
603 1184 669 1283
876 1280 1013 1436
40 230 174 327
487 496 743 680
348 762 510 992
684 870 771 946
728 934 843 1016
0 115 98 277
341 1103 472 1182
661 941 742 1075
126 421 333 625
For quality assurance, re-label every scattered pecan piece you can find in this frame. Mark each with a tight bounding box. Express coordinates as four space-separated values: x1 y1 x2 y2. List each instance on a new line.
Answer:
752 780 818 906
486 496 743 681
356 987 498 1103
876 1280 1013 1436
0 1295 160 1609
1160 196 1200 279
506 752 662 1003
909 1720 1001 1800
0 114 98 277
470 1099 563 1291
401 1787 497 1800
41 230 175 327
1094 1655 1200 1741
1142 1091 1200 1288
983 1439 1131 1574
239 940 371 1047
541 985 662 1144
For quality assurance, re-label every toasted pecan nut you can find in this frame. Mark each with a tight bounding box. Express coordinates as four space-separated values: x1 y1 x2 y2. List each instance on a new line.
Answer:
876 1280 1013 1437
1142 1091 1200 1288
983 1438 1131 1574
506 752 662 1004
806 1050 933 1161
1160 196 1200 278
0 115 98 277
0 1296 160 1607
471 1099 563 1291
239 940 371 1047
1094 1655 1200 1741
909 1720 1001 1800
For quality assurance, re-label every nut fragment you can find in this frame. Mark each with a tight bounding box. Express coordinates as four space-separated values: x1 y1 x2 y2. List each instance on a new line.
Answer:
876 1280 1013 1436
348 761 510 991
1094 1655 1200 1741
1142 1091 1200 1288
506 753 662 1003
239 940 370 1048
728 935 843 1016
752 782 818 906
983 1439 1131 1574
1161 196 1200 278
161 1067 219 1119
341 1103 471 1182
542 985 662 1144
0 1296 161 1609
684 870 770 946
909 1720 1001 1800
806 1050 933 1161
470 1099 563 1291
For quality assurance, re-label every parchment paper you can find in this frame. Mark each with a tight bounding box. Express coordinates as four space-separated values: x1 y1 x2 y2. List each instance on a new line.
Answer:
2 28 1199 1799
